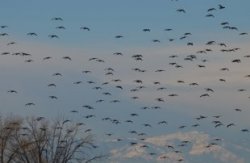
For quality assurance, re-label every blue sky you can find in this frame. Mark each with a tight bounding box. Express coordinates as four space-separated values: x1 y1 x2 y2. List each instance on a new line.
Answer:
1 0 250 162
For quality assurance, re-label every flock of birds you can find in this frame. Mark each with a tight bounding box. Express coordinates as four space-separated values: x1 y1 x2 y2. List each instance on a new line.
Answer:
1 1 250 162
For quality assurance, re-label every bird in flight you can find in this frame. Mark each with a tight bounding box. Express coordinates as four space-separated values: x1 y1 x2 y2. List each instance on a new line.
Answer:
176 9 186 13
25 102 35 106
115 35 123 38
142 28 150 32
7 90 18 93
48 34 59 39
27 32 38 36
80 26 90 31
51 17 63 21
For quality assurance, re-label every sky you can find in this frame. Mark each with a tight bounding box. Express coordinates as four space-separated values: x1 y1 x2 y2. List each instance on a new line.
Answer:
0 0 250 162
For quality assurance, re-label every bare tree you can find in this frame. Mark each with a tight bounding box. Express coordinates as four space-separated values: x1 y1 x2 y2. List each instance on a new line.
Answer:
0 115 106 163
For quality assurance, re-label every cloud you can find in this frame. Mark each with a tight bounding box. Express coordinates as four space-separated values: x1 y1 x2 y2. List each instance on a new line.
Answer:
146 131 245 163
110 131 246 163
110 143 147 158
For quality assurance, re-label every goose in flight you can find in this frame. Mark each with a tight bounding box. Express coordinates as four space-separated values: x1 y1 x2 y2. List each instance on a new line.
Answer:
158 121 167 125
0 33 8 36
73 81 82 84
206 14 215 18
1 52 9 55
7 90 18 93
7 42 16 46
200 93 210 97
113 52 123 56
142 28 150 32
62 56 71 60
48 34 59 39
219 78 226 82
43 56 52 60
205 88 214 92
56 26 66 29
232 59 241 63
164 28 173 31
220 67 229 71
156 87 167 91
51 17 63 21
226 123 235 128
52 73 62 76
48 83 56 87
27 32 37 36
25 59 33 63
115 35 123 38
0 25 8 28
235 108 242 112
155 98 165 102
176 9 186 13
241 129 249 132
207 8 216 12
80 26 90 31
239 32 248 35
152 39 160 43
218 4 225 10
25 102 35 106
49 96 58 99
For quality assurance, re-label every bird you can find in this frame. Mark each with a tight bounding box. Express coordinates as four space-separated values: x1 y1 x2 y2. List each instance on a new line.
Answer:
113 52 123 56
206 14 215 18
220 67 229 71
7 90 18 93
130 113 138 117
142 28 150 32
25 59 33 63
0 25 8 28
115 35 123 38
219 79 226 82
226 123 235 128
207 8 216 12
53 73 62 76
241 129 249 132
7 42 16 46
43 56 52 60
49 96 58 99
80 26 90 31
51 17 63 21
177 9 186 13
25 102 35 106
73 81 82 84
62 56 71 60
155 98 165 102
239 32 248 35
205 88 214 92
27 32 38 36
218 4 225 10
164 28 173 31
48 83 56 87
158 121 167 125
116 86 123 89
0 33 8 36
48 34 59 38
232 59 241 63
235 108 242 112
1 52 9 55
200 93 210 97
56 26 66 29
152 39 160 43
143 123 152 127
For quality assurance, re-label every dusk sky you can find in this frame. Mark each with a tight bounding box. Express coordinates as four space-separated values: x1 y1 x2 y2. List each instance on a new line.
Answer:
0 0 250 162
